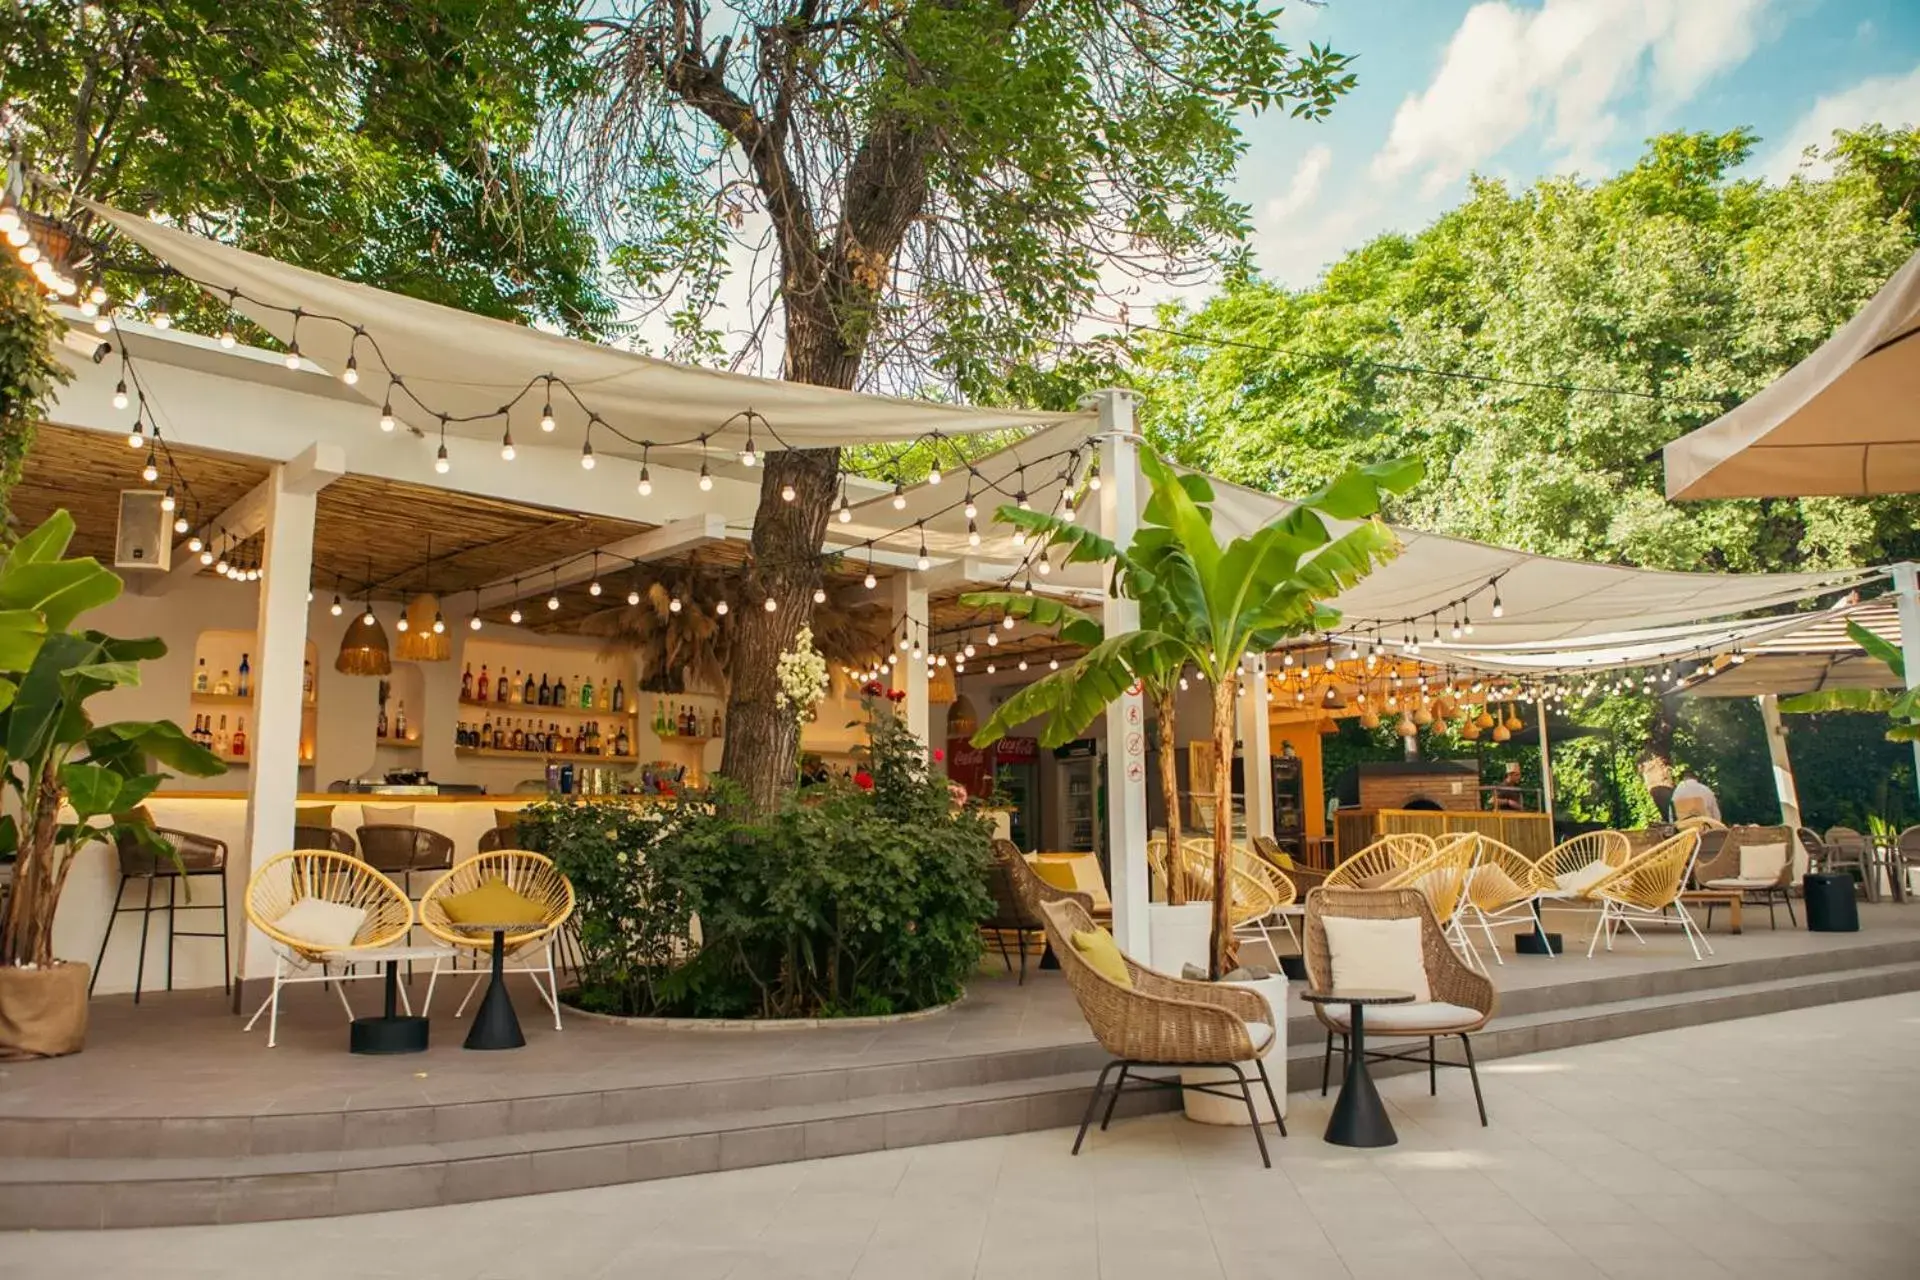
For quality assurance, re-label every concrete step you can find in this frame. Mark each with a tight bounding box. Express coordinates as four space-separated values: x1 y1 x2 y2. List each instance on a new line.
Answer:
8 952 1918 1229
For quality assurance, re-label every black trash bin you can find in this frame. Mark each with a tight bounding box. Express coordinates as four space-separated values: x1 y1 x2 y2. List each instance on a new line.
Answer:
1804 872 1860 932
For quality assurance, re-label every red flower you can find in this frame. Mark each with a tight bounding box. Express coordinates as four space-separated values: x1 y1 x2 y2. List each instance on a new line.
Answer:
886 688 906 703
861 680 885 698
932 747 945 762
854 770 874 791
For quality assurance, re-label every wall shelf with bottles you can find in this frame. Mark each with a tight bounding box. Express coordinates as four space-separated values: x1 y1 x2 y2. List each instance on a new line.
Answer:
454 747 640 765
458 639 637 722
187 630 319 764
457 697 635 719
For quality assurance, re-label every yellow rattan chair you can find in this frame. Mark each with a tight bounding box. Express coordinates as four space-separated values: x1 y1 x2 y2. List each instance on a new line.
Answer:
1174 839 1283 957
420 851 577 1030
242 851 416 1048
1324 833 1436 890
1397 834 1481 967
1586 829 1710 961
1461 836 1554 966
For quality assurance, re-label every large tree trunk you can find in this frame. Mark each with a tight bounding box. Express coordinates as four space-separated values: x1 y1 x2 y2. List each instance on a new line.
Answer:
715 303 852 813
1154 684 1184 905
1210 683 1236 979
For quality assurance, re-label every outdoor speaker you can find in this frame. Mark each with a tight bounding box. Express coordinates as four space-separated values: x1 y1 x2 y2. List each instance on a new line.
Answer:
114 490 173 572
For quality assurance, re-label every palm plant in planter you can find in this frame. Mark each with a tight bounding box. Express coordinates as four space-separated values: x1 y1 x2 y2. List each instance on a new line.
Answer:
0 512 223 1058
966 449 1420 976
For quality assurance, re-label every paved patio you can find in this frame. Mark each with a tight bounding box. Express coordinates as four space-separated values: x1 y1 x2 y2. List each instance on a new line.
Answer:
5 992 1915 1279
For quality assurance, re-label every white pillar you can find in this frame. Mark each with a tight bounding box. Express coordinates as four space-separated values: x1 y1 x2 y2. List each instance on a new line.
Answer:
889 572 929 746
1895 563 1920 817
1756 694 1802 829
1091 389 1150 958
238 448 341 990
1238 656 1274 840
1535 696 1555 823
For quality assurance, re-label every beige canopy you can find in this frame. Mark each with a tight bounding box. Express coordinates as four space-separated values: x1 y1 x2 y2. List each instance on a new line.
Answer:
1665 247 1920 499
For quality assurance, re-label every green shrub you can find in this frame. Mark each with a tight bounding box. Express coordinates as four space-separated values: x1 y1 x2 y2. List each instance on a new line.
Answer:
517 696 992 1019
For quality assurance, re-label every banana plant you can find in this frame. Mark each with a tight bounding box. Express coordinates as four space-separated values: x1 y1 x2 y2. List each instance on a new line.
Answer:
1778 619 1920 742
964 449 1422 975
0 512 224 971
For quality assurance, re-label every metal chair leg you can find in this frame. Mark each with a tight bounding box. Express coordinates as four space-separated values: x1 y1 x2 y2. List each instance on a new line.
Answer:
1321 1029 1335 1095
218 868 232 995
1462 1033 1488 1126
1255 1057 1287 1138
1073 1061 1119 1155
90 874 129 995
165 874 178 992
133 873 156 1003
1100 1063 1130 1130
1429 1036 1437 1096
1227 1063 1271 1168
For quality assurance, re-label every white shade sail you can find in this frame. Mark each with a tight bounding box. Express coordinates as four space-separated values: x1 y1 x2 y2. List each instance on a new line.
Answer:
84 201 1089 466
1664 246 1920 499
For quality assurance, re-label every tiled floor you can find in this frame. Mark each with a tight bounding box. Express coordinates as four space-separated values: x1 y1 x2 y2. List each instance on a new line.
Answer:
7 993 1916 1279
7 903 1916 1120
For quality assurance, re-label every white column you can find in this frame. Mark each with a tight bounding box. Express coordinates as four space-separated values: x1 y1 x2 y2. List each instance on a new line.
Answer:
1238 656 1274 840
1756 694 1802 828
1535 696 1555 823
1895 563 1920 817
1091 388 1150 958
889 572 929 745
238 448 342 989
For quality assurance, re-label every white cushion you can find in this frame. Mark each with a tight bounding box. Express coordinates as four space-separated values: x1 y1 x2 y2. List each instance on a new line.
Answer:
1738 841 1788 881
1321 915 1431 1002
360 805 416 827
1706 877 1778 890
275 897 368 949
1553 860 1613 895
1324 1000 1482 1033
1246 1022 1274 1052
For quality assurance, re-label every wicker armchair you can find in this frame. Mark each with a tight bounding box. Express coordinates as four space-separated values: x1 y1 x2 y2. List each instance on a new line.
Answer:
983 850 1041 984
996 838 1104 924
1038 896 1286 1165
1395 834 1481 968
1325 833 1436 890
1235 845 1301 952
1824 827 1875 899
1253 834 1330 893
1693 825 1796 928
1586 829 1710 960
355 824 456 899
293 825 356 855
1305 886 1495 1125
477 825 516 854
1460 836 1554 967
420 851 577 1031
241 851 416 1047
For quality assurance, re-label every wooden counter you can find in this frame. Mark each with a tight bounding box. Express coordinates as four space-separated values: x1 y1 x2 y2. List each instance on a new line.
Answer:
1334 807 1554 860
157 791 662 803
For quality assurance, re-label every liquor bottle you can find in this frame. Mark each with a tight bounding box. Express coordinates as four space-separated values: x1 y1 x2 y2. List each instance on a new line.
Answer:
189 715 202 746
462 664 474 700
214 714 230 755
480 715 493 749
478 664 491 702
511 721 525 751
580 674 593 710
537 672 551 706
216 668 233 696
685 704 698 736
376 703 388 739
615 724 630 757
711 708 723 738
597 681 611 711
303 659 315 703
231 717 247 758
194 658 210 693
552 673 567 707
503 669 515 703
394 700 408 741
237 653 251 698
521 670 535 703
561 726 576 755
612 679 626 713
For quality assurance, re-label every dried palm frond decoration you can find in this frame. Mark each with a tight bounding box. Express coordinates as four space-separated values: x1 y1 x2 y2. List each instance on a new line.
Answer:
335 611 392 676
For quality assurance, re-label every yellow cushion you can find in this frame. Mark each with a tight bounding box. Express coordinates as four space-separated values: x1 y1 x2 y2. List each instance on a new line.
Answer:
295 804 335 829
1272 850 1295 870
1031 860 1079 892
439 877 547 928
493 808 523 833
1071 928 1132 989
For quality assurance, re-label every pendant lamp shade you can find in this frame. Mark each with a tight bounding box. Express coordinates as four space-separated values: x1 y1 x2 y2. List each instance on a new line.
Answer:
336 611 392 676
396 593 450 661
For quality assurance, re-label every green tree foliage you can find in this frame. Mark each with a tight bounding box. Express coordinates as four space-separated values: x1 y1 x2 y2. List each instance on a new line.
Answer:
0 0 612 334
0 256 69 528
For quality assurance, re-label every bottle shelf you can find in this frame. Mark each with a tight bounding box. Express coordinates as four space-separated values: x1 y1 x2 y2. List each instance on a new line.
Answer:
211 753 315 766
454 747 639 765
191 691 253 705
652 734 715 746
375 739 423 750
459 698 636 719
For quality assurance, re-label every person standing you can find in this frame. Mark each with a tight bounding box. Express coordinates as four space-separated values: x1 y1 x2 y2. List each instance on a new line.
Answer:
1670 773 1722 823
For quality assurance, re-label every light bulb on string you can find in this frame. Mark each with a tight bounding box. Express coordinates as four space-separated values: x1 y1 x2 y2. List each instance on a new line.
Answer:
891 478 906 510
580 437 595 470
927 463 942 486
396 612 409 633
968 519 980 548
963 492 978 520
112 380 129 410
199 548 213 566
509 604 523 624
330 594 343 617
469 615 482 631
173 515 189 535
126 418 145 449
434 443 450 474
715 600 729 616
699 460 713 491
763 597 777 612
638 448 652 496
813 587 827 605
141 452 159 483
189 534 204 553
379 393 396 433
161 487 176 512
986 631 998 647
540 386 555 431
500 429 516 461
431 611 445 635
668 596 682 613
219 326 236 349
363 605 376 627
863 569 877 590
341 352 359 385
781 483 795 502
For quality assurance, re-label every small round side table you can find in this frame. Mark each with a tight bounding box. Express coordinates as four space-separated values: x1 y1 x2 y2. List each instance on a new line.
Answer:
1301 987 1414 1148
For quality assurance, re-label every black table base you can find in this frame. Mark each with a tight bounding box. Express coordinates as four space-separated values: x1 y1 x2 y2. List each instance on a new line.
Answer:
1515 929 1563 956
1325 1003 1397 1148
465 929 526 1050
351 960 430 1055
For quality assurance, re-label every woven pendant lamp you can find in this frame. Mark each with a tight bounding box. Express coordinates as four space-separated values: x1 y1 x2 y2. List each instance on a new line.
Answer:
336 609 392 676
396 594 450 661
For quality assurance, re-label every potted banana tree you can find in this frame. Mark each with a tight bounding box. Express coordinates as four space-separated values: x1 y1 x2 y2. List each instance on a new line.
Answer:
966 449 1419 977
0 512 223 1058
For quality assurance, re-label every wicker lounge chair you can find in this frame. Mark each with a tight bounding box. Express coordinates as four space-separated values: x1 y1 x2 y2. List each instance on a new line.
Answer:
1305 886 1495 1125
420 851 577 1031
242 851 418 1047
1586 829 1709 960
1695 825 1797 929
998 838 1105 924
984 848 1042 984
1038 896 1286 1166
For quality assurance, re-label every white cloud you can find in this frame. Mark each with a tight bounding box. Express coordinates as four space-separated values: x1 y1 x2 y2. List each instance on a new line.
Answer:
1372 0 1770 196
1264 145 1334 223
1758 61 1920 181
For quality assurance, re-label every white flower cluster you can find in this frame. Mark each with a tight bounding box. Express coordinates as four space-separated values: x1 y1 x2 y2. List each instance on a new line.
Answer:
775 626 831 722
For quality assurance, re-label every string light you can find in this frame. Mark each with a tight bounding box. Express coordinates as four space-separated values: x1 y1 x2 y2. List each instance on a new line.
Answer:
112 379 129 410
763 597 777 612
126 417 145 449
379 384 397 432
813 587 827 604
638 446 652 496
500 429 516 461
669 594 682 613
715 599 729 616
141 452 159 483
891 478 907 510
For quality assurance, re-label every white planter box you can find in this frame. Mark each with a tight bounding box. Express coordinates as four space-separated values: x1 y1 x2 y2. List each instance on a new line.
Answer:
1181 973 1289 1125
1147 902 1213 975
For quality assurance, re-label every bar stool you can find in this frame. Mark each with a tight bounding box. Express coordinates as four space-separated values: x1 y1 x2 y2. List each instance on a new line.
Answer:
91 827 231 1001
357 825 455 977
294 825 357 855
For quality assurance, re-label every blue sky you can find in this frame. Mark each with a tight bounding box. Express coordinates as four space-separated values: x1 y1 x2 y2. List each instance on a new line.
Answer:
1237 0 1920 287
